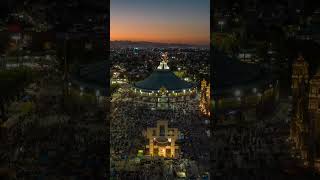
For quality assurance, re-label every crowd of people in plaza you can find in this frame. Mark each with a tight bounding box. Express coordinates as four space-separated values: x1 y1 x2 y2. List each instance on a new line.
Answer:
110 91 210 178
211 115 303 180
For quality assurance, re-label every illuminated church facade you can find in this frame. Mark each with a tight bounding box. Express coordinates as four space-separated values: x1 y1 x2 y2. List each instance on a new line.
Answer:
200 79 211 116
145 120 180 158
291 55 320 169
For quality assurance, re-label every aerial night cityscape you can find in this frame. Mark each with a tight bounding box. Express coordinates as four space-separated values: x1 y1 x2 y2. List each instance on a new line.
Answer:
1 0 320 179
110 0 210 179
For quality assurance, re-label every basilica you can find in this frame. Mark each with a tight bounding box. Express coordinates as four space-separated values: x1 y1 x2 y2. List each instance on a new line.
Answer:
132 52 196 109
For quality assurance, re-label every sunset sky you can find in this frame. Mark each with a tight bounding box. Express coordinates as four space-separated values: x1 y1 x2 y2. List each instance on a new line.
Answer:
111 0 210 45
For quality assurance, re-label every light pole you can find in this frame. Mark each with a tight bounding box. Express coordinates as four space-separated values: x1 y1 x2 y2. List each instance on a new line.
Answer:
62 33 69 108
96 90 101 104
235 89 242 121
63 34 69 82
218 21 225 32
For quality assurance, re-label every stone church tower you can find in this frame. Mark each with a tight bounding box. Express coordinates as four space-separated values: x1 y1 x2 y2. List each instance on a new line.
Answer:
308 68 320 166
291 55 309 159
291 54 320 168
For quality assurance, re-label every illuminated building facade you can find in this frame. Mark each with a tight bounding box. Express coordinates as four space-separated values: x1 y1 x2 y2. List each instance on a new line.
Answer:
146 120 179 158
132 52 196 109
200 79 211 116
291 55 320 169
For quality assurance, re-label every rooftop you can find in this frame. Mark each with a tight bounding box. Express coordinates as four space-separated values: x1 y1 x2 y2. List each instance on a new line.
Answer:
134 53 194 92
134 69 194 92
71 61 108 95
214 50 273 95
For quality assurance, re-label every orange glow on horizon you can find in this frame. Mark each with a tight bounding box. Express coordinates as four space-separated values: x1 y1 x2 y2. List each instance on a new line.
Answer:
111 15 209 45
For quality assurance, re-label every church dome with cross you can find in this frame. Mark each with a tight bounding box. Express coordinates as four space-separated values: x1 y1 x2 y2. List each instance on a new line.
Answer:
131 52 196 109
133 52 194 93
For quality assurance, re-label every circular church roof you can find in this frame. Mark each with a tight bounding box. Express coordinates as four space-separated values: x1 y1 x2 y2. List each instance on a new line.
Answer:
71 61 108 96
134 69 194 92
134 52 194 92
214 50 273 96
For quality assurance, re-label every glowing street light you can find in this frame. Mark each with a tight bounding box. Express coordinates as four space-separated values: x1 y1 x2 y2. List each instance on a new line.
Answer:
96 90 100 97
252 88 257 93
80 87 84 96
218 20 225 32
234 89 241 97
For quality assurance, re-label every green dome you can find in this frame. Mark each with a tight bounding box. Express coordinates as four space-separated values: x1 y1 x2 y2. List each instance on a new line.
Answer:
134 69 194 92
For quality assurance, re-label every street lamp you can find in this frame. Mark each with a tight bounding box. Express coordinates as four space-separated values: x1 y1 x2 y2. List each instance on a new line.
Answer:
80 87 84 96
218 21 225 32
234 89 241 97
96 90 100 103
252 88 257 94
11 34 21 44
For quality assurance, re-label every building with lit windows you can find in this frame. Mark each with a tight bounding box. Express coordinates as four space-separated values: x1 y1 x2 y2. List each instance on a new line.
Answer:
132 52 196 109
145 120 180 158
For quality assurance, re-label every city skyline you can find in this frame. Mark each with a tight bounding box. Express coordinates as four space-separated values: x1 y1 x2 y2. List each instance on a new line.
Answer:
110 0 210 45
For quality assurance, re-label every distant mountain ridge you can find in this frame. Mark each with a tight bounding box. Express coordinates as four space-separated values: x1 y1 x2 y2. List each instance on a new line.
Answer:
111 40 209 48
